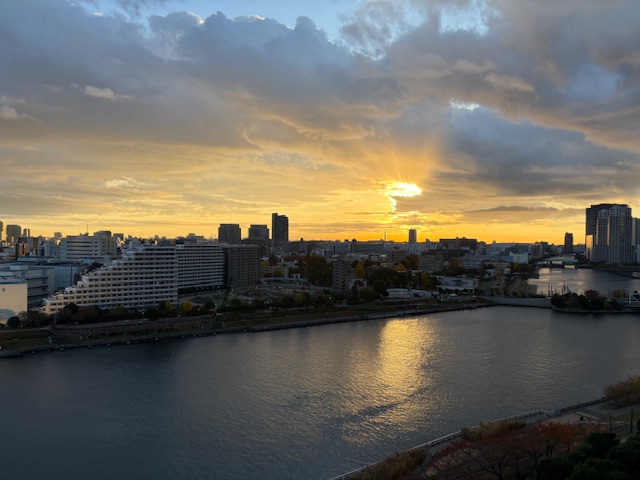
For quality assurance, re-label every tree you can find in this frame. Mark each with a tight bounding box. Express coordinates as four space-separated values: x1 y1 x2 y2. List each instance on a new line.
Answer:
536 457 574 480
608 435 640 476
429 440 479 480
355 263 366 279
421 271 437 290
466 433 516 480
74 306 99 324
405 254 419 270
228 298 243 310
605 376 640 406
581 432 619 459
373 280 389 297
7 316 20 328
181 301 193 315
294 292 310 305
64 302 79 315
359 287 379 302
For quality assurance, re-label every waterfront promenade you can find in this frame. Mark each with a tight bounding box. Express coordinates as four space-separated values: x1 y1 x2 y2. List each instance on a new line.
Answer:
0 297 501 357
330 396 635 480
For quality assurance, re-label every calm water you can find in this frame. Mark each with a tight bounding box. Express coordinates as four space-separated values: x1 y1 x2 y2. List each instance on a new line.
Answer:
530 266 640 295
2 270 640 479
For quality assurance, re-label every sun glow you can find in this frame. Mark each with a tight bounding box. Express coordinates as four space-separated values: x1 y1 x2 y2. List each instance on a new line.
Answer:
379 181 423 212
384 181 422 198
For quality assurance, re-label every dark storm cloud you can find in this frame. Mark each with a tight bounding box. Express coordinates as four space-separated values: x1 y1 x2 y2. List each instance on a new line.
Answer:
437 107 640 199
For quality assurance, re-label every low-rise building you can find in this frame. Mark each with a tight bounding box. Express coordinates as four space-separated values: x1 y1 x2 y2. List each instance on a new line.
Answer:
0 264 56 308
435 275 478 292
0 278 28 320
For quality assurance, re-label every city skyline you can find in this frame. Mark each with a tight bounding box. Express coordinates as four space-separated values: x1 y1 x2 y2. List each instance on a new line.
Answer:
2 1 640 243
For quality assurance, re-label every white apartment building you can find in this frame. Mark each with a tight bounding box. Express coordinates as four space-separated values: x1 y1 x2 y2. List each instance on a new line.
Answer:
42 243 224 313
176 243 224 292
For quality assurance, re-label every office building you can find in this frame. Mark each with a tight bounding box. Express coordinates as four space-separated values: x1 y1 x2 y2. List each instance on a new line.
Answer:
248 224 269 241
6 224 21 244
16 236 38 256
218 224 241 244
408 229 417 244
0 220 3 242
563 232 574 254
271 213 289 250
59 232 118 262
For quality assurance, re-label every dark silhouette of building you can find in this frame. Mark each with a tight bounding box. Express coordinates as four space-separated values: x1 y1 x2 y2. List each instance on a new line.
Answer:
221 244 260 289
408 229 417 244
439 237 478 252
218 224 241 244
6 224 21 244
248 224 269 241
271 213 289 250
564 232 574 254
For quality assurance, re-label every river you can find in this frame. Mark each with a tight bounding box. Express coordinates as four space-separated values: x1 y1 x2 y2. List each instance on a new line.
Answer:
1 269 640 479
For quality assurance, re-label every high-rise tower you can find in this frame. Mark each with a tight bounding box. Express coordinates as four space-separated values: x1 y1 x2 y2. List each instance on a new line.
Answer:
6 224 21 244
563 232 573 254
586 204 633 264
271 213 289 250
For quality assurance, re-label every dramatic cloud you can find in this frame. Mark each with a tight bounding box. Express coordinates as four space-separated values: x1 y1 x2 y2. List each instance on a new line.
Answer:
1 0 640 242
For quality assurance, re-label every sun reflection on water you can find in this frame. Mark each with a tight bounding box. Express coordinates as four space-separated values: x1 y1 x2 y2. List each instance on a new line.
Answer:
342 318 442 446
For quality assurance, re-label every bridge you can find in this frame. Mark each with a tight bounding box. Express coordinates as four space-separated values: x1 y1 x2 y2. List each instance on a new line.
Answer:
619 291 640 309
536 256 578 269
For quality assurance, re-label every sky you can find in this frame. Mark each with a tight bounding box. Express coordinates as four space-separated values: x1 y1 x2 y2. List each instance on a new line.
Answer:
2 0 640 244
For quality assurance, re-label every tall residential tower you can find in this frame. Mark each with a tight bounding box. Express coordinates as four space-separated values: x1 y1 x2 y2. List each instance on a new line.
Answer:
586 203 633 264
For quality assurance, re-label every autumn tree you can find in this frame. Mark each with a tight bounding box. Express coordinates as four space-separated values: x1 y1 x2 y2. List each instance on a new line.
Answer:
428 440 480 480
421 271 437 290
180 301 193 315
605 375 640 406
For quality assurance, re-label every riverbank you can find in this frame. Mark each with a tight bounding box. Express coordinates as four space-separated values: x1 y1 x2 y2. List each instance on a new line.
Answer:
0 297 499 358
332 396 637 480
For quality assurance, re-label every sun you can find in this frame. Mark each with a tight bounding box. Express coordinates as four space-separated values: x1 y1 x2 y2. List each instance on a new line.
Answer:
378 181 422 211
385 182 422 198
